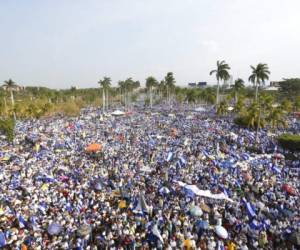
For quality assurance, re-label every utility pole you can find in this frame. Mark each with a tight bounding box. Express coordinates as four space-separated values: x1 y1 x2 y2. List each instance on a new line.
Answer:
150 85 153 109
102 88 105 113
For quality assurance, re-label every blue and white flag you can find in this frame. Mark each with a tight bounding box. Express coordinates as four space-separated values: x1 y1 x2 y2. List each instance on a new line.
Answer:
166 152 173 162
66 202 73 212
202 150 209 158
217 240 225 250
38 203 47 214
18 214 27 228
179 157 187 166
272 165 281 174
242 198 256 218
249 219 262 231
152 224 163 243
0 232 6 247
133 195 149 214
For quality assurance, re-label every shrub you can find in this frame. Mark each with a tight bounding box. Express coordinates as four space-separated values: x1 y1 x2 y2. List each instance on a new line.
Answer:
0 118 15 142
234 116 249 128
277 133 300 152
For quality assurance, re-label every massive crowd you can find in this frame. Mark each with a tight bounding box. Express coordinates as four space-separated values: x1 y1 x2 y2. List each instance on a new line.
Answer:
0 107 299 249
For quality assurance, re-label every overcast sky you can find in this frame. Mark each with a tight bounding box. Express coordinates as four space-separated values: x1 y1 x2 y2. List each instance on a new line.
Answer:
0 0 300 89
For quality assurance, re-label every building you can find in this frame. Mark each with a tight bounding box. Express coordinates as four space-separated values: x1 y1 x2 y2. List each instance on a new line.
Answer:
264 81 280 91
188 82 207 88
270 81 281 87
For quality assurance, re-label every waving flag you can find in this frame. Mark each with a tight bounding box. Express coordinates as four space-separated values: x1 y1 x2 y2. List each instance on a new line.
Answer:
242 198 256 218
249 219 262 231
18 214 27 228
152 224 163 242
38 203 47 214
133 194 149 214
179 157 187 166
0 232 6 247
166 152 173 162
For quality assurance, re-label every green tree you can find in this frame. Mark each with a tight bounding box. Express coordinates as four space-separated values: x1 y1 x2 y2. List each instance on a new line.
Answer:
145 76 158 108
234 95 246 114
248 63 270 101
267 106 287 130
247 102 265 129
281 99 293 114
210 60 231 106
0 118 15 142
2 79 20 106
98 77 111 111
164 72 176 106
278 78 300 107
233 78 245 103
217 101 228 116
70 86 77 100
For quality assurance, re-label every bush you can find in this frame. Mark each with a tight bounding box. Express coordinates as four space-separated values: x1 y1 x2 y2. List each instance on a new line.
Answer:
234 116 249 128
0 118 15 142
56 101 81 117
278 133 300 152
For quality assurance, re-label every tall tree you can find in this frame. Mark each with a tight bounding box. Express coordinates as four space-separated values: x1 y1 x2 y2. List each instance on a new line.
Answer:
2 79 19 106
145 76 158 108
267 107 287 130
98 77 111 112
210 60 231 106
2 79 20 120
278 78 300 107
233 78 245 103
164 72 176 106
248 63 270 101
70 86 77 100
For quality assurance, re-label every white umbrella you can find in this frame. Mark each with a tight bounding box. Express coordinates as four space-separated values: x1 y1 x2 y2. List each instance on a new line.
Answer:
215 225 228 239
189 206 203 217
111 110 125 116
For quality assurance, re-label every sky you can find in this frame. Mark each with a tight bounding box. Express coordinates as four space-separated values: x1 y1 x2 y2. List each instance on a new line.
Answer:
0 0 300 89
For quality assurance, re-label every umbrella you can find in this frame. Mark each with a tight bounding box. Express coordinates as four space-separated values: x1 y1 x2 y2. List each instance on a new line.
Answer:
111 110 125 116
47 222 62 235
94 183 102 191
195 220 209 230
289 232 300 246
159 187 170 195
118 200 126 209
272 153 285 159
189 206 203 217
183 239 192 248
215 225 228 239
282 184 297 195
86 143 102 153
77 224 91 237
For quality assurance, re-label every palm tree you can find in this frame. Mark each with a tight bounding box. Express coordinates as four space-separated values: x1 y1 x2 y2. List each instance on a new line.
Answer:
246 102 264 129
210 60 231 106
2 79 20 120
248 63 270 102
2 79 19 106
234 95 246 114
164 72 176 107
158 80 165 101
267 107 287 130
70 86 77 100
98 77 111 112
233 78 245 103
118 80 126 105
145 76 158 108
217 101 228 116
281 99 293 114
